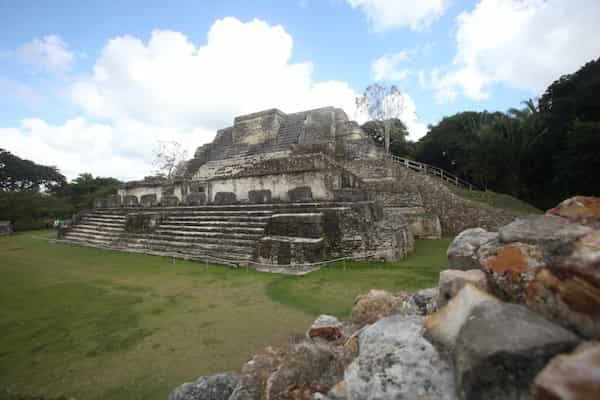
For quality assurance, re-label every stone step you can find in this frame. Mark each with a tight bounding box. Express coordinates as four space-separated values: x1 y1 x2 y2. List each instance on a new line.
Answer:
82 213 126 219
72 226 124 234
156 225 264 234
78 219 125 227
121 238 255 254
152 230 262 241
160 219 268 227
81 217 126 225
62 232 115 246
162 216 271 223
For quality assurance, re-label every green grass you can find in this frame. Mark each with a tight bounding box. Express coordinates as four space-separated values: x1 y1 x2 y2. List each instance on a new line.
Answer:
448 185 541 215
0 231 451 400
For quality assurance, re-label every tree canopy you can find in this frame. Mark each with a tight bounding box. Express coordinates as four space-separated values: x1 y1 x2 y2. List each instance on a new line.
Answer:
0 149 66 193
415 57 600 209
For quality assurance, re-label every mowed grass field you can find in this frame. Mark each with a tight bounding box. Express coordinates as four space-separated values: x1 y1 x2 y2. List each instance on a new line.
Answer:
0 231 452 400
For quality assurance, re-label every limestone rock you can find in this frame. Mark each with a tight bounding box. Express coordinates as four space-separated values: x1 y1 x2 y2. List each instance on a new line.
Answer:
168 373 239 400
547 196 600 228
345 314 456 400
307 315 343 341
350 289 404 326
527 254 600 339
229 347 285 400
454 302 580 400
478 242 546 303
447 228 498 270
327 381 348 400
438 269 488 307
399 287 439 315
266 341 343 400
498 215 591 255
572 230 600 259
424 284 499 349
532 341 600 400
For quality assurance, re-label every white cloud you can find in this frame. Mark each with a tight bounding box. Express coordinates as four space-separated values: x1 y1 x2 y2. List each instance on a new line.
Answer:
347 0 449 31
4 18 364 180
1 117 210 181
371 51 411 81
18 35 74 73
428 0 600 101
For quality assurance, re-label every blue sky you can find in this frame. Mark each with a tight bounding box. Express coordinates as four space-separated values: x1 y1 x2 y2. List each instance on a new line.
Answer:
1 0 599 180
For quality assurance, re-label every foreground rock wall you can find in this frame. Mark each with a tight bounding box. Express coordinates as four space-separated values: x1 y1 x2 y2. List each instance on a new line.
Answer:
168 196 600 400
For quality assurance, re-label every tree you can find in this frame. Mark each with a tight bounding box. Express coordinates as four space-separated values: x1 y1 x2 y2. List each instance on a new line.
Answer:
360 119 414 157
152 141 188 179
0 149 66 192
356 84 412 153
58 173 122 211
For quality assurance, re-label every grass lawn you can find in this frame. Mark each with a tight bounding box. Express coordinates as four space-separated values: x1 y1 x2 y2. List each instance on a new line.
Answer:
0 231 451 400
447 185 541 215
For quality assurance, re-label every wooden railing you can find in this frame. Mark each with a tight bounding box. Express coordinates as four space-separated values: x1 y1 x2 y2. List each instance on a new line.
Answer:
387 154 477 190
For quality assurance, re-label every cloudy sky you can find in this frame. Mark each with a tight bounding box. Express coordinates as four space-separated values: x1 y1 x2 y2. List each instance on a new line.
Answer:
1 0 599 180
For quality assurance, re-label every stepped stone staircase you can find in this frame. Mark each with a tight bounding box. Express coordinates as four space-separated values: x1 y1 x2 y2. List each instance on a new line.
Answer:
59 202 362 267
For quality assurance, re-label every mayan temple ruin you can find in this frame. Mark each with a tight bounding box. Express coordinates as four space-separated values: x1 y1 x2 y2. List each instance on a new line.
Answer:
59 107 517 272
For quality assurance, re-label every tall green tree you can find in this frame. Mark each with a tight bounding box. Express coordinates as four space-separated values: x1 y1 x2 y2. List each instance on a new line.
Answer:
0 149 66 192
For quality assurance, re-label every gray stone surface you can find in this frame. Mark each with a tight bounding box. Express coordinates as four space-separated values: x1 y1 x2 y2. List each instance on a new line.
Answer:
229 347 284 400
186 192 206 205
307 315 343 341
140 193 157 207
214 192 237 205
447 228 498 270
455 301 580 400
345 315 456 400
162 195 180 206
123 195 138 207
288 186 313 203
167 373 238 400
267 340 343 400
498 215 592 255
248 189 272 204
438 269 488 307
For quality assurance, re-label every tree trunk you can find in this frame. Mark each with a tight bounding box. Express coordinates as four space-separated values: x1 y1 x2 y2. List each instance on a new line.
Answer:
384 120 391 153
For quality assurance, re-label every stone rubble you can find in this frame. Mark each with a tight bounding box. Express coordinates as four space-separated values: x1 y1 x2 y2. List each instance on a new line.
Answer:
167 195 600 400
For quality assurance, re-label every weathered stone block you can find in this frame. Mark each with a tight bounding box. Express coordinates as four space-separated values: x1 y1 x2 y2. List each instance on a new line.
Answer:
288 186 313 203
168 373 239 400
547 195 600 228
346 315 456 400
123 195 138 207
266 213 323 238
533 342 600 400
527 255 600 339
307 315 343 341
267 340 343 400
162 195 180 206
425 284 499 349
248 189 272 204
125 213 163 233
140 194 157 207
447 228 498 270
438 269 488 307
214 192 237 205
257 236 325 265
454 301 580 400
105 195 122 208
186 192 206 205
478 241 546 303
